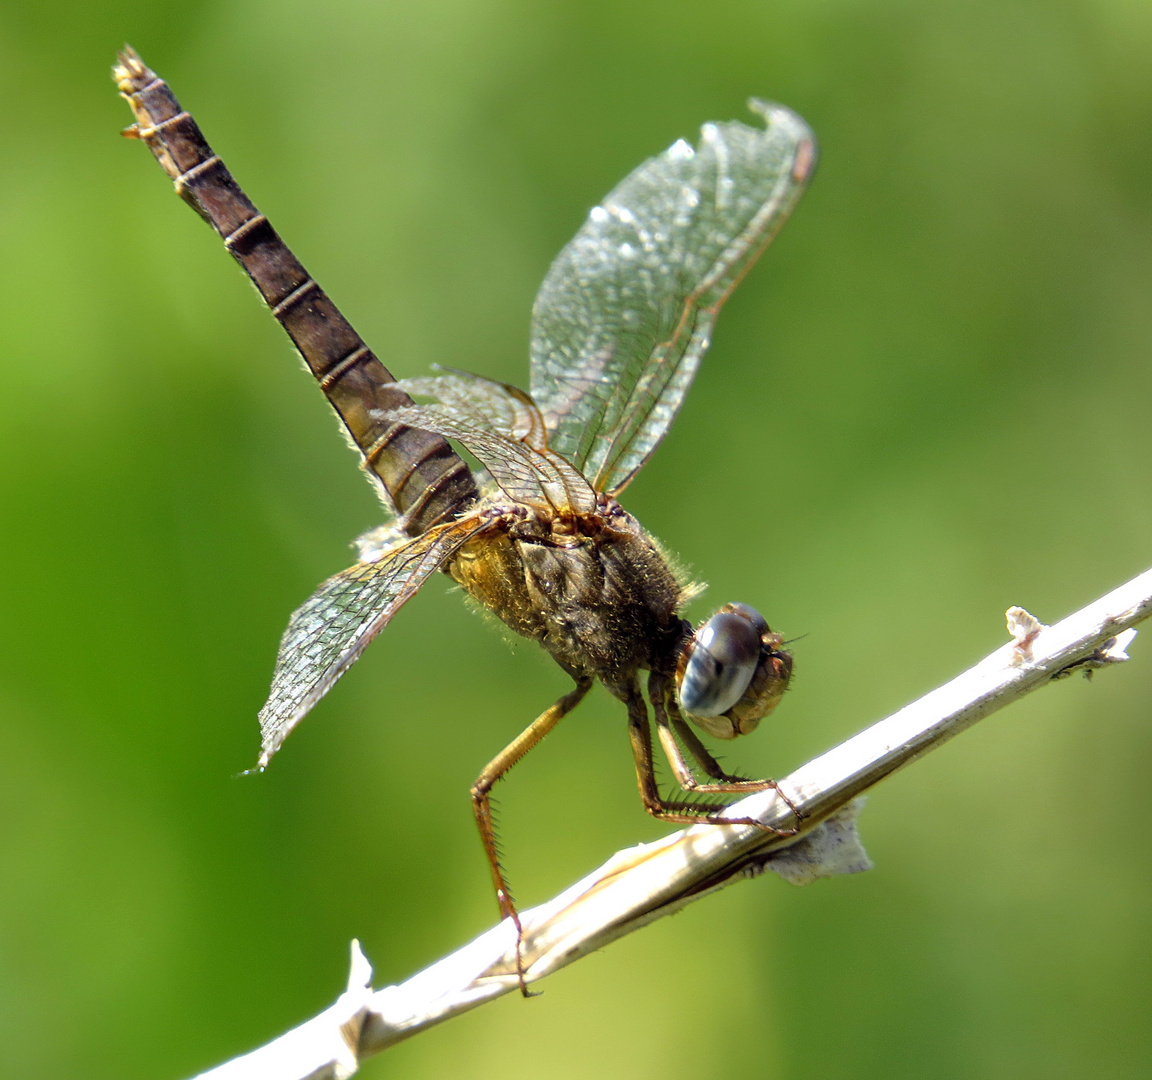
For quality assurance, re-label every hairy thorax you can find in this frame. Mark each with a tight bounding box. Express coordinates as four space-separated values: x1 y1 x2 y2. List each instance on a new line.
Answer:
448 501 689 686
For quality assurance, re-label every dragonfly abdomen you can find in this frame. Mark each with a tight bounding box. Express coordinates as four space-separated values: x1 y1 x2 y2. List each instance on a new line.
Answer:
114 49 478 535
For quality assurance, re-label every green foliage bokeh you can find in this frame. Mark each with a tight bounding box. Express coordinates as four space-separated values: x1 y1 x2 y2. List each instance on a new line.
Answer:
0 1 1150 1077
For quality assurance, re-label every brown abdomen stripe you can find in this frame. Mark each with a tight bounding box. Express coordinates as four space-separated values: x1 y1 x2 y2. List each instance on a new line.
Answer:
270 278 320 319
222 213 270 252
319 345 370 392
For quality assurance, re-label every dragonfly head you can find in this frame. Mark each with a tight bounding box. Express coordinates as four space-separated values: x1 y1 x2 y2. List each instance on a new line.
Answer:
675 602 792 740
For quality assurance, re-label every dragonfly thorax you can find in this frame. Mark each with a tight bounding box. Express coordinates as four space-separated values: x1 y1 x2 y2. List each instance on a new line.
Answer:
675 603 792 740
449 501 689 687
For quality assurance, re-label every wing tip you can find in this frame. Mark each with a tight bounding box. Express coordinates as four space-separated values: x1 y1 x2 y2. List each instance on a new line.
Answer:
257 720 288 770
745 98 818 183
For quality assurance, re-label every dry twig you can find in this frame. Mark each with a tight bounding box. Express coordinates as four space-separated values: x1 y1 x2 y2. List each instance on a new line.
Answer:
191 566 1152 1080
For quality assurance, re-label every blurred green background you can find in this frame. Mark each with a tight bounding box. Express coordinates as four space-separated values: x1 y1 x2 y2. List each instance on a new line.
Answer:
1 0 1151 1077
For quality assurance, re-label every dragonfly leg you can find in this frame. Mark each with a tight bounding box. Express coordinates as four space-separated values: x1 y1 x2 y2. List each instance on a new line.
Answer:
650 673 803 822
624 677 801 836
471 674 593 996
650 671 759 791
672 714 756 782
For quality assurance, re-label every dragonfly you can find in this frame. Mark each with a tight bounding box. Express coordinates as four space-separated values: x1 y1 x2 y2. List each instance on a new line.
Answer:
115 47 816 988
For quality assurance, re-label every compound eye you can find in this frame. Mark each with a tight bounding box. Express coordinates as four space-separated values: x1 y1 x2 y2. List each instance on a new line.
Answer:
720 602 768 636
676 611 761 718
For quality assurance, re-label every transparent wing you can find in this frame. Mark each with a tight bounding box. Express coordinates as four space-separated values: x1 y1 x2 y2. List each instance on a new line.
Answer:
257 513 492 766
398 371 551 452
529 100 816 494
381 395 597 515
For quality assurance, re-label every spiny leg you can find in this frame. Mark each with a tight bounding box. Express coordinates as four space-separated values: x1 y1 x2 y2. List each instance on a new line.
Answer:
620 678 747 818
471 674 592 995
650 672 774 793
650 673 804 829
671 703 804 827
622 676 800 835
673 714 758 782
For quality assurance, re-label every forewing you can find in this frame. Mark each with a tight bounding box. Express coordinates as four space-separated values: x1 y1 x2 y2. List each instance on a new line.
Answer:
257 514 491 766
529 101 815 494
